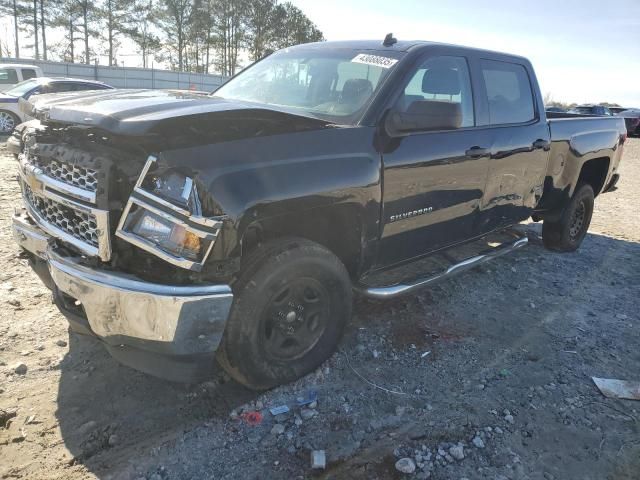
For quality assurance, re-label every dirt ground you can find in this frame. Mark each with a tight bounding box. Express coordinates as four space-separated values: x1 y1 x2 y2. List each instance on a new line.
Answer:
1 139 639 480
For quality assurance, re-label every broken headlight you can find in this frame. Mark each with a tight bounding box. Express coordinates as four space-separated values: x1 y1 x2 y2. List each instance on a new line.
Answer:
116 156 223 271
128 207 203 261
142 170 201 214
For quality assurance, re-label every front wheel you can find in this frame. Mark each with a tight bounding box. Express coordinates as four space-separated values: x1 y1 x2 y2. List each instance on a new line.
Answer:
216 238 352 390
0 110 19 134
542 183 594 252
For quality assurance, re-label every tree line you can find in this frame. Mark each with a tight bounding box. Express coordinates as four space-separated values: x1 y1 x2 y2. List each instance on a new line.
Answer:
0 0 324 75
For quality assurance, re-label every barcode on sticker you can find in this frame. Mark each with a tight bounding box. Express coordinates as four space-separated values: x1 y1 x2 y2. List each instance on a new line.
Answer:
352 53 398 69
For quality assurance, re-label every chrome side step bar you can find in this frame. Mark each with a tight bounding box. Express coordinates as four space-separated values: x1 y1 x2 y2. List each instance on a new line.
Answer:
355 231 528 299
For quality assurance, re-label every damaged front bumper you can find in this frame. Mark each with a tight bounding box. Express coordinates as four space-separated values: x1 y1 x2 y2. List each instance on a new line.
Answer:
12 209 234 382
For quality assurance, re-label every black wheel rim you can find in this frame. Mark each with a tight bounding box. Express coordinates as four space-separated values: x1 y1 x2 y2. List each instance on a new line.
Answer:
261 278 330 361
569 200 586 239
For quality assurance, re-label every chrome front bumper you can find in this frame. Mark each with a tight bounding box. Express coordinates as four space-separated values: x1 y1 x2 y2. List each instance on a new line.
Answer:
12 209 234 359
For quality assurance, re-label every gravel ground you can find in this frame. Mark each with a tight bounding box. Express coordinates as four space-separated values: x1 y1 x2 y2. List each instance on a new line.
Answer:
0 139 638 480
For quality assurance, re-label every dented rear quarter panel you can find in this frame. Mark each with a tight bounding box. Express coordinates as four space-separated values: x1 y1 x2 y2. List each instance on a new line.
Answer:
538 116 626 211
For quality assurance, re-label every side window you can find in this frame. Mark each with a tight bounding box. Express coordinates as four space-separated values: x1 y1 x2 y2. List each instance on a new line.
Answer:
21 68 38 80
481 60 535 125
75 83 103 91
396 55 474 128
45 82 76 93
0 68 19 85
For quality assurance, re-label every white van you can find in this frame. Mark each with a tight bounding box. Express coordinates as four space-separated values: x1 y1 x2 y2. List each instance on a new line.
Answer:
0 64 43 91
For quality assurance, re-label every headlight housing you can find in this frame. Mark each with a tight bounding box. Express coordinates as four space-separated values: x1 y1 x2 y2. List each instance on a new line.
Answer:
116 156 224 271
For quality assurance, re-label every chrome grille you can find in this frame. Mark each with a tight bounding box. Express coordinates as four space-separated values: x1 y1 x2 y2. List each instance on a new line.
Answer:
24 184 99 247
31 156 98 192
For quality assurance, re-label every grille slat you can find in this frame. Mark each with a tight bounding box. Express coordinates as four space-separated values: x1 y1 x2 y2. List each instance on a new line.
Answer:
31 156 98 192
24 184 100 248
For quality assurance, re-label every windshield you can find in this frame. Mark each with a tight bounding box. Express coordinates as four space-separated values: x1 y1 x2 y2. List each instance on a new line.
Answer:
5 79 40 97
213 48 403 123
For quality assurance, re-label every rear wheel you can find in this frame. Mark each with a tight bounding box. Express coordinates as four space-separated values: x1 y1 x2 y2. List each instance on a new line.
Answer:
542 183 594 252
216 237 352 390
0 110 19 134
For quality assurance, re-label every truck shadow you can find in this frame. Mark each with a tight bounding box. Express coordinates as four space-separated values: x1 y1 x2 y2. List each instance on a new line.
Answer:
53 229 640 479
54 334 257 477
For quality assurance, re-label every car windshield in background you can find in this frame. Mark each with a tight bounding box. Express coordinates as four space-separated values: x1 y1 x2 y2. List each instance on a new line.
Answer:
4 79 39 97
213 49 403 123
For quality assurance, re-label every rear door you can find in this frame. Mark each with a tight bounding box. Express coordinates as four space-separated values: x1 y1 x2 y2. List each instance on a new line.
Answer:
377 53 491 267
476 58 549 233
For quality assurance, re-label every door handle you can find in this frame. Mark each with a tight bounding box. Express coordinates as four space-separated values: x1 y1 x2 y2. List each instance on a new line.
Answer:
532 139 551 150
465 146 490 158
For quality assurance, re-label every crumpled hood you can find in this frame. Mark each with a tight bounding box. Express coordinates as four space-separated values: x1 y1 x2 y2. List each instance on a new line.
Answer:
25 88 325 136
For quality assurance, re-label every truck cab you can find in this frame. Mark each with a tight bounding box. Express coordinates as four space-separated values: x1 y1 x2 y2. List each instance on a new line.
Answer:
0 64 43 91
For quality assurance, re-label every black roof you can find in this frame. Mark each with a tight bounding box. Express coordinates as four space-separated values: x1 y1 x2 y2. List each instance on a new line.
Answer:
287 39 530 63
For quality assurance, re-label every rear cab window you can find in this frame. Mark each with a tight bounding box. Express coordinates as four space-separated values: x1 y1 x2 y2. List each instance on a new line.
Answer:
21 69 38 80
480 59 535 125
0 68 19 85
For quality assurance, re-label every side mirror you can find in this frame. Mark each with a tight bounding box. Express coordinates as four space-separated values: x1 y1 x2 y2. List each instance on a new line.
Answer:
385 100 462 137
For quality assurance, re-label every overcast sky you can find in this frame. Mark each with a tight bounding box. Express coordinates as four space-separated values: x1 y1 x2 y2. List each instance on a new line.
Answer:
290 0 640 106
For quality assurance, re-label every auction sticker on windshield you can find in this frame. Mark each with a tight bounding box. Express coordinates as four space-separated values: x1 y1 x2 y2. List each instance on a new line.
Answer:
351 53 398 69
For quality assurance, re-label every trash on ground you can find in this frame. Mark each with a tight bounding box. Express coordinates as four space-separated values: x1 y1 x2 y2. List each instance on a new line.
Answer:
269 405 290 416
592 377 640 401
296 390 318 406
240 411 263 426
310 450 326 469
395 457 416 474
421 351 431 358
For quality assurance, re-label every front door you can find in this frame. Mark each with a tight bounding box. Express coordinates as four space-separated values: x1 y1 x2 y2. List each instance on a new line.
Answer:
377 54 490 267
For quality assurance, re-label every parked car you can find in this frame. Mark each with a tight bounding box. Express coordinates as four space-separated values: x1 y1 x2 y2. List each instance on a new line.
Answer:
616 109 640 136
12 38 626 389
0 64 43 91
567 104 613 116
0 77 114 134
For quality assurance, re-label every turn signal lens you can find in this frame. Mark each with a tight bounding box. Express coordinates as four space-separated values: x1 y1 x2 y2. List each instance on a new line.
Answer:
130 209 204 260
169 224 201 255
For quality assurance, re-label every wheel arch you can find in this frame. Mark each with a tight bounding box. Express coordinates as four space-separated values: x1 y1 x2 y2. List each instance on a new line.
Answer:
240 203 370 280
576 156 610 197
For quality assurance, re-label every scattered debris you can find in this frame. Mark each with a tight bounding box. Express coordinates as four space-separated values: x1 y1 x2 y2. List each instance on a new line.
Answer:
300 408 317 420
269 405 290 416
1 408 17 428
592 377 640 401
310 450 326 469
421 351 431 358
343 350 409 396
270 424 285 435
296 390 318 407
13 363 27 375
395 457 416 474
55 339 68 347
472 436 485 448
240 411 263 426
449 444 465 460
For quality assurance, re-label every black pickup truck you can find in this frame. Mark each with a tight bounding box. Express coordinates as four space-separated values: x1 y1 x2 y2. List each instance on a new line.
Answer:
11 38 626 389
